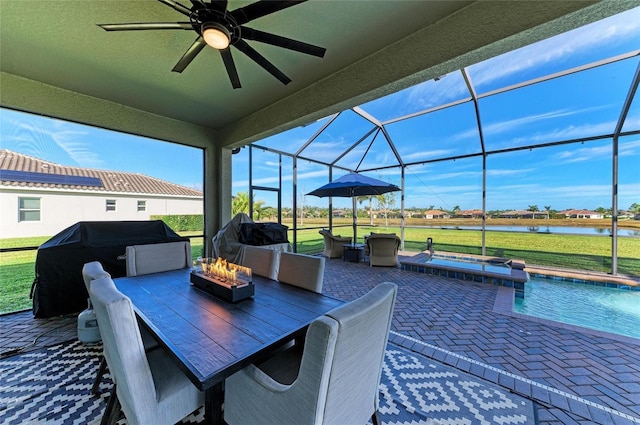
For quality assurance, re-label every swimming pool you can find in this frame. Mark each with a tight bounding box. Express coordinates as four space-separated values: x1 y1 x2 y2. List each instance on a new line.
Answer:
514 277 640 339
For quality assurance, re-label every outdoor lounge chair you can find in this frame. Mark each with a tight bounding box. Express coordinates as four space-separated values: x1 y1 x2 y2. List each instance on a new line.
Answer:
224 282 397 425
319 229 352 259
366 233 400 267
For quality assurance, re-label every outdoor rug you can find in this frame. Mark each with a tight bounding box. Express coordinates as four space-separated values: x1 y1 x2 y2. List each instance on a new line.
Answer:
0 340 535 424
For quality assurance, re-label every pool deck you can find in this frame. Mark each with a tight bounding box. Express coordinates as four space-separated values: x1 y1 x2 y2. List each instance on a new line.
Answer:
1 253 639 424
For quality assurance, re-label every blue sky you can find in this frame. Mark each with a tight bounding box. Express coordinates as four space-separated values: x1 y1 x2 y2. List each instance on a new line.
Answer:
2 7 639 212
0 109 204 191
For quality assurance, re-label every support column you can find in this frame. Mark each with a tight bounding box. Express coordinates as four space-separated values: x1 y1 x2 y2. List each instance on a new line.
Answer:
204 145 232 257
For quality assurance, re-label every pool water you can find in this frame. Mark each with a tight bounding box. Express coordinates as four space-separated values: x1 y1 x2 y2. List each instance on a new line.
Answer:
514 277 640 339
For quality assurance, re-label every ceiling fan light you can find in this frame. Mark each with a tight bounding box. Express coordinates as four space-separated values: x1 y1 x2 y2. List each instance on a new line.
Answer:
202 22 230 50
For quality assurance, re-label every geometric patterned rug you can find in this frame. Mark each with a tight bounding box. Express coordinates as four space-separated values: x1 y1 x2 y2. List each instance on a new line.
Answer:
0 340 535 424
380 347 535 425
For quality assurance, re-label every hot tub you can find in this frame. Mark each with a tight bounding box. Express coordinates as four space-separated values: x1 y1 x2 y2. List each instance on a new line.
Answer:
400 252 529 298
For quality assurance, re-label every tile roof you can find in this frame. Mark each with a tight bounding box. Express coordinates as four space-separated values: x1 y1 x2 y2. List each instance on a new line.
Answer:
0 150 202 197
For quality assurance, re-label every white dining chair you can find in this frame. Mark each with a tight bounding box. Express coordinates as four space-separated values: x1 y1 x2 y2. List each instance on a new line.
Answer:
81 261 111 395
224 282 397 425
277 252 326 293
82 261 160 395
90 275 203 425
240 245 281 280
125 241 191 276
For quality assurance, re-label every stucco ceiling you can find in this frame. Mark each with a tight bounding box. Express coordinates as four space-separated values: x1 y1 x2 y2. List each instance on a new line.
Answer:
1 0 634 149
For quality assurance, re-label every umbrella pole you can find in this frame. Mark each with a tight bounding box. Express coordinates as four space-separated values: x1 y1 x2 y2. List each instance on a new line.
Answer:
352 196 357 245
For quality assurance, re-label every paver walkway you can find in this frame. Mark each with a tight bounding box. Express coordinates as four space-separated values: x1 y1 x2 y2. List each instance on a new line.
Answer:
322 256 640 425
2 255 639 424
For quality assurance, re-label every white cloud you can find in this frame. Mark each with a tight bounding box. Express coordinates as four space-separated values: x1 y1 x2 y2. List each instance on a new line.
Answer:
1 111 104 168
469 8 640 89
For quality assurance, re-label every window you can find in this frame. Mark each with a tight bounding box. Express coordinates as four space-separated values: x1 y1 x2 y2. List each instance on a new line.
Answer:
106 199 116 212
18 197 41 222
137 200 146 212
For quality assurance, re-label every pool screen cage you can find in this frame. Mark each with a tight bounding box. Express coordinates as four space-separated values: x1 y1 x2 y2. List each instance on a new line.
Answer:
233 14 640 277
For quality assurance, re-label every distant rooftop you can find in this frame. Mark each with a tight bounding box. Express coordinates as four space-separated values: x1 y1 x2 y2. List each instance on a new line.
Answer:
0 150 202 197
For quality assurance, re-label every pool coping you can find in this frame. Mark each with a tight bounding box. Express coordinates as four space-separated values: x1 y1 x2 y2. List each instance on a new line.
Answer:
526 265 639 289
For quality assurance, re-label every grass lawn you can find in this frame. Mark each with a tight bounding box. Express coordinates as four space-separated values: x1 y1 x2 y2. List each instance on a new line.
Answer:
2 221 638 314
0 235 204 314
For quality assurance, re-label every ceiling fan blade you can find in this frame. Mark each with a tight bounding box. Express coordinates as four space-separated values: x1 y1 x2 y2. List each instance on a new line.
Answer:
157 0 193 17
172 38 207 73
220 49 241 89
234 39 291 85
241 27 325 57
98 22 193 31
231 0 306 26
209 0 228 13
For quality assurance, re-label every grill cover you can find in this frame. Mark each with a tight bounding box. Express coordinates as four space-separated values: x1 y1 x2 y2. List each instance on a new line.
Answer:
31 221 187 318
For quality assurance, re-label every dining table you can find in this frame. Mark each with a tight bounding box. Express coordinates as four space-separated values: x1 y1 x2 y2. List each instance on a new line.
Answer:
114 267 343 424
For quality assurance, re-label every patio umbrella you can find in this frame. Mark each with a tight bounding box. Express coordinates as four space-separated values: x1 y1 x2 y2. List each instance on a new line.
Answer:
307 172 400 244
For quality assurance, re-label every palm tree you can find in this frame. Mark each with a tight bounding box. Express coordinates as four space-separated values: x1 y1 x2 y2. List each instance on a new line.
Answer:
452 205 460 217
253 199 266 220
232 192 266 219
528 205 539 219
232 192 250 216
544 205 551 219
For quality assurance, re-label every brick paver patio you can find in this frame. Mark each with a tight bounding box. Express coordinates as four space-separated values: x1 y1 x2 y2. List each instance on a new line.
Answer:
1 255 639 424
321 256 640 425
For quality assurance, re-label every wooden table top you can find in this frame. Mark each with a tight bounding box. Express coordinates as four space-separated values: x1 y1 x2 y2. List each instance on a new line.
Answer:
114 268 343 390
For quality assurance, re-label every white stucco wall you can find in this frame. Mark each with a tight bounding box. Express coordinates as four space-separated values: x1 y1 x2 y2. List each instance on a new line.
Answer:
0 187 203 238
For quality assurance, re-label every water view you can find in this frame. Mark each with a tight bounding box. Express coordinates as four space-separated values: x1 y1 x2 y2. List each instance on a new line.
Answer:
419 225 640 237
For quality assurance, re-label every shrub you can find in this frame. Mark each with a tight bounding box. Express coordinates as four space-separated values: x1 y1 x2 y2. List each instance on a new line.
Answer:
150 214 203 232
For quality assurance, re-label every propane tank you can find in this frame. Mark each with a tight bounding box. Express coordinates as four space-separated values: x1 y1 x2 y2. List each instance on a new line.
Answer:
77 300 101 344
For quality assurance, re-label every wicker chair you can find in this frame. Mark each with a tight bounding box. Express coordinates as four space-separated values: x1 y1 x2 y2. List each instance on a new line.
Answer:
318 229 352 259
366 233 400 267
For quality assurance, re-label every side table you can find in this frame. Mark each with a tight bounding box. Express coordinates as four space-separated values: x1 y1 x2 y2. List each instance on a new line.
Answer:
343 244 365 263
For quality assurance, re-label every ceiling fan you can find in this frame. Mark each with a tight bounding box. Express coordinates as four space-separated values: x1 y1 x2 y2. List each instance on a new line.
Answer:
98 0 326 89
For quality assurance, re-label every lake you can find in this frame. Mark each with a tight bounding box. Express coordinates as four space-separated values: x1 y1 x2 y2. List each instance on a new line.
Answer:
415 225 640 237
